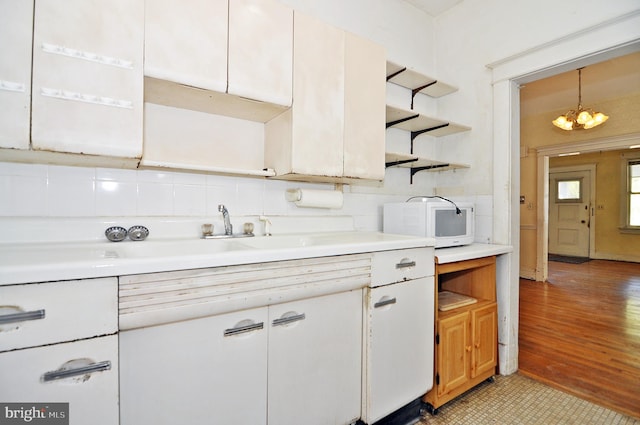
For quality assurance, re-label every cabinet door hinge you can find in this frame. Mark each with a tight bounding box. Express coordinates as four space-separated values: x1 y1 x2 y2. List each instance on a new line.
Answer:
435 334 440 345
435 373 440 385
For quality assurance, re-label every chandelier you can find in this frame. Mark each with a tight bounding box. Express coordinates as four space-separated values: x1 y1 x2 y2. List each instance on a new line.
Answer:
552 67 608 131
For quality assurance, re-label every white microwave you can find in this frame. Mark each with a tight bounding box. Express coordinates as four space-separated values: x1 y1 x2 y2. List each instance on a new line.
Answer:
383 199 475 248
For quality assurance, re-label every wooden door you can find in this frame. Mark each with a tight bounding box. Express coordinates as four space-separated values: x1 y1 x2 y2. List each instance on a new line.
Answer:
471 303 497 378
549 169 592 257
437 312 470 397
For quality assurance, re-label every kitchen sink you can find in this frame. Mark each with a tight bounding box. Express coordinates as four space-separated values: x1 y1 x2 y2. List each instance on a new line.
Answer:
113 238 250 258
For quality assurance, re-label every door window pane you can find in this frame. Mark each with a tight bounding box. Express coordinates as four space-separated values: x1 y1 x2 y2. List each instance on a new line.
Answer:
557 179 581 202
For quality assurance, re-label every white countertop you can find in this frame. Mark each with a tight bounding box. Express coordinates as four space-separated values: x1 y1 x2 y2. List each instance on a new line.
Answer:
0 231 436 285
434 243 512 264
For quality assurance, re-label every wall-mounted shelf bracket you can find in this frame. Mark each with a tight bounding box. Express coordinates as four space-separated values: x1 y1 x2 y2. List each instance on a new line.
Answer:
411 123 450 144
410 164 450 183
385 157 419 168
386 113 419 129
411 81 437 109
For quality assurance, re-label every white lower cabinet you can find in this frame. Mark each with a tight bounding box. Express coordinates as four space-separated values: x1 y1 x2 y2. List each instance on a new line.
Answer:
268 290 362 425
363 278 435 423
120 289 362 425
0 335 119 425
120 306 268 425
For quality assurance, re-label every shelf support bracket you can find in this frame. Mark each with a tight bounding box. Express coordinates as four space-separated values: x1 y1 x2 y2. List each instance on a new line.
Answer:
411 81 437 109
409 123 451 153
410 163 450 184
386 114 419 129
385 158 419 168
386 67 407 82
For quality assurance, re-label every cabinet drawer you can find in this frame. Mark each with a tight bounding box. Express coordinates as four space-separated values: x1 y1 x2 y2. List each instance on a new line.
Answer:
0 278 117 352
0 334 119 425
371 247 434 287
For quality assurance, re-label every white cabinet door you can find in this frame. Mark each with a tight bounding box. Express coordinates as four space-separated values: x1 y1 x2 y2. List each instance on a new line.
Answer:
120 307 268 425
144 0 227 92
228 0 293 107
343 32 386 181
31 0 143 158
265 11 345 179
363 277 435 423
268 290 362 425
0 0 32 150
0 335 119 425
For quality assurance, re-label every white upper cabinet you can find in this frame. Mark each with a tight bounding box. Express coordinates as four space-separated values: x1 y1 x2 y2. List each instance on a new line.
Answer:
144 0 292 123
0 0 33 150
144 0 227 93
344 32 386 181
265 12 386 183
31 0 144 159
228 0 293 107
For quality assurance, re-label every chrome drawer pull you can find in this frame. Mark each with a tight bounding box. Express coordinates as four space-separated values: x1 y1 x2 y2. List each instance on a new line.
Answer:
272 313 306 327
42 360 111 382
395 260 416 269
374 298 397 308
224 322 264 337
0 309 45 325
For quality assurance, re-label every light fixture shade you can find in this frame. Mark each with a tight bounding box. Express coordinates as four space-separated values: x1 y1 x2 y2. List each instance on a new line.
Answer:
551 68 608 131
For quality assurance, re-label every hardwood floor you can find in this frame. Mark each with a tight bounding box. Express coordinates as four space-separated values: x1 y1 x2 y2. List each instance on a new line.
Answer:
518 259 640 420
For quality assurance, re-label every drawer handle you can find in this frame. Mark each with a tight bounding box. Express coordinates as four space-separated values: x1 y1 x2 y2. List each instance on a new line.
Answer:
224 322 264 337
0 309 45 325
272 313 306 327
42 360 111 382
374 298 397 308
395 260 416 269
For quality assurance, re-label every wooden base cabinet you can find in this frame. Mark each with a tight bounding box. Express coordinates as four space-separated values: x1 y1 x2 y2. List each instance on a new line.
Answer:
423 256 498 413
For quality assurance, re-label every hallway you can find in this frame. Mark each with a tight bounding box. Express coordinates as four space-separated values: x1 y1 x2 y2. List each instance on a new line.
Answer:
518 259 640 419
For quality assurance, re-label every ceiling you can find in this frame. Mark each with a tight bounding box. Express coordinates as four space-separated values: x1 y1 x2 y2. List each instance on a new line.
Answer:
401 0 463 16
520 51 640 118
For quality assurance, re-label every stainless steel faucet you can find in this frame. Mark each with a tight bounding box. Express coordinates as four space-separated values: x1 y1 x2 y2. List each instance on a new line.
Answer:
218 204 233 235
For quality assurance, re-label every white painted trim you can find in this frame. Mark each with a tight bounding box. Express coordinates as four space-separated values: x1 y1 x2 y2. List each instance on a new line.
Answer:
537 132 640 157
489 11 640 376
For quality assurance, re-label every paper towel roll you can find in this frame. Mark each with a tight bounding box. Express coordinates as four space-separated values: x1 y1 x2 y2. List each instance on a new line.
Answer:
285 188 343 209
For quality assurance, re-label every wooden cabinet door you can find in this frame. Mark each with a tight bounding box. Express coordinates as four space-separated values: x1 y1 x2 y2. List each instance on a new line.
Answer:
228 0 292 107
343 31 386 181
437 312 470 397
144 0 227 92
31 0 143 158
268 290 362 425
0 0 32 150
471 303 498 378
120 307 268 425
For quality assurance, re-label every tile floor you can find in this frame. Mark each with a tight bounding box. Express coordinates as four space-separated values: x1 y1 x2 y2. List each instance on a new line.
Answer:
418 374 640 424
